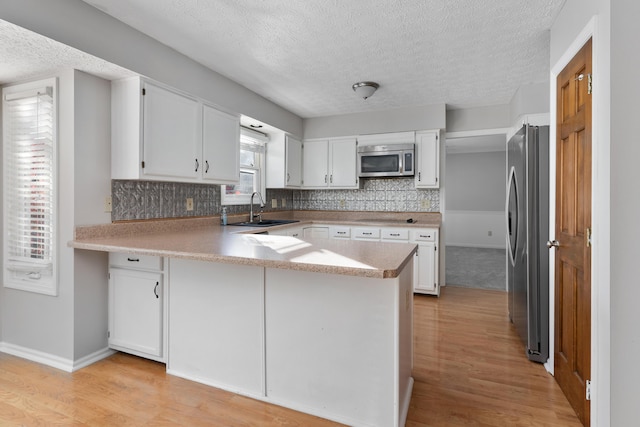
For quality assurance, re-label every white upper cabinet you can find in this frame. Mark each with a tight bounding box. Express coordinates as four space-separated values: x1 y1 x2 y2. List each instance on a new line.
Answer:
111 77 240 184
415 130 440 188
202 104 240 184
302 140 328 187
302 137 358 189
266 134 302 188
142 81 200 180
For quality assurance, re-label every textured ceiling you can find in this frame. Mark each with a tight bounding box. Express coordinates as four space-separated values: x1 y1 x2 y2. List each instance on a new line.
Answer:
0 20 134 85
79 0 564 118
1 1 565 119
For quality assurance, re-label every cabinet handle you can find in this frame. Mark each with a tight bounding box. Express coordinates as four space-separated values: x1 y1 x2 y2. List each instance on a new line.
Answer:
418 172 422 182
127 257 140 262
205 160 209 173
195 158 199 172
324 174 327 183
330 175 333 183
363 232 372 235
154 281 159 299
287 173 290 182
391 233 400 237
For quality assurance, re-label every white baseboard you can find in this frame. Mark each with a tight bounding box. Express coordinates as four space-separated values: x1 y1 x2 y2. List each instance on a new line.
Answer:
0 342 115 372
446 243 506 249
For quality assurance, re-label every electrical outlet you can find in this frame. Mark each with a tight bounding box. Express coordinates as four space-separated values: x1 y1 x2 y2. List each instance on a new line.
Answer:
186 198 194 211
281 198 286 208
271 199 278 208
420 199 431 209
488 230 493 236
104 196 112 213
339 199 346 208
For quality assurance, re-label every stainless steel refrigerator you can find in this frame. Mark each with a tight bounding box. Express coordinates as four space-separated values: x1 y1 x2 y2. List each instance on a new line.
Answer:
506 124 549 363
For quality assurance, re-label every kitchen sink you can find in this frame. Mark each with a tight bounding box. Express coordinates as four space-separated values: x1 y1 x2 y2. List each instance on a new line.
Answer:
228 219 299 228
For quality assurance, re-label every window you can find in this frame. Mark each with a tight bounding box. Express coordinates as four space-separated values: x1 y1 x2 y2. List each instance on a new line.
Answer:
221 127 267 205
3 78 57 296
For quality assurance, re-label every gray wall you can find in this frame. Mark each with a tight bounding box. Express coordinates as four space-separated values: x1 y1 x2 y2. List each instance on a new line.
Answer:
509 82 550 124
1 0 303 138
0 70 112 363
611 0 638 425
303 104 446 139
445 151 506 211
72 71 111 359
446 104 510 133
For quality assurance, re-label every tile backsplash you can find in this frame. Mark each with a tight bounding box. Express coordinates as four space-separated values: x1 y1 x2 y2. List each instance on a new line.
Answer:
112 178 439 221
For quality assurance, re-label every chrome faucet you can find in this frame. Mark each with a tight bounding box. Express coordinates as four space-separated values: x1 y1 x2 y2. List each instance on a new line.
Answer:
250 191 265 223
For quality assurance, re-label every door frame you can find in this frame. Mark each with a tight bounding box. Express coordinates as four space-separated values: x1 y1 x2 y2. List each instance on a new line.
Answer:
549 15 608 424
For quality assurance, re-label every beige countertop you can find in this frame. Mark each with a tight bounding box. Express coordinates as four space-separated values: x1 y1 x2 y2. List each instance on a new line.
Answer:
70 212 441 279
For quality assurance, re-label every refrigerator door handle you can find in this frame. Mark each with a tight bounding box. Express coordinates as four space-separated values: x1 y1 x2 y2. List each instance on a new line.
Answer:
506 166 518 266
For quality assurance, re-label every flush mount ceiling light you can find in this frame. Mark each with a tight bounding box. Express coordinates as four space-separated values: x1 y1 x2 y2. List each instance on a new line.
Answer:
352 81 379 100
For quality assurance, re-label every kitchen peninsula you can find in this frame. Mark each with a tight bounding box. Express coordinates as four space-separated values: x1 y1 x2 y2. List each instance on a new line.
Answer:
70 214 424 427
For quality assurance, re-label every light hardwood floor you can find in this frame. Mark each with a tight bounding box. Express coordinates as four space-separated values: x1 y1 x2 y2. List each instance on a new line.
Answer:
0 286 581 426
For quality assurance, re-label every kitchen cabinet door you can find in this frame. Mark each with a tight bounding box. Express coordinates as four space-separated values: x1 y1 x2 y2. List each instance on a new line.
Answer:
414 242 438 294
303 226 329 238
202 104 240 184
267 134 302 188
415 130 440 188
108 268 163 360
302 140 329 187
329 138 358 188
142 81 200 180
286 136 303 187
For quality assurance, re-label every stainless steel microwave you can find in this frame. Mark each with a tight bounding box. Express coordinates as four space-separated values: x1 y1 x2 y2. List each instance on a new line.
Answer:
357 143 415 177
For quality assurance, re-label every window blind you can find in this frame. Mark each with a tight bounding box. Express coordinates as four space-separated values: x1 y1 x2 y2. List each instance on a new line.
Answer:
3 84 56 294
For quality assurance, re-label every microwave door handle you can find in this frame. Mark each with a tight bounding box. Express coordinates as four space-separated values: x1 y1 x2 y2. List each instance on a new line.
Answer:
399 152 403 174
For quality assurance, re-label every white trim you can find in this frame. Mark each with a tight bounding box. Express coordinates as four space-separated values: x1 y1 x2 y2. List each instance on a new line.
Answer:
445 127 511 139
549 16 605 425
0 342 115 372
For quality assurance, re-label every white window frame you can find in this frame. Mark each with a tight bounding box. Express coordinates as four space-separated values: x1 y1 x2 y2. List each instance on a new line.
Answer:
2 78 58 296
221 128 267 206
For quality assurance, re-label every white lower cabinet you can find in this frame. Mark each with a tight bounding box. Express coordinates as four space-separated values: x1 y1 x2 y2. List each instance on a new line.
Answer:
345 225 439 295
108 254 165 361
411 229 439 295
303 225 330 238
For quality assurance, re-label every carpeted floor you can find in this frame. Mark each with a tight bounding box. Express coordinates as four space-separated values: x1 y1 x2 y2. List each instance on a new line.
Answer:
445 246 506 291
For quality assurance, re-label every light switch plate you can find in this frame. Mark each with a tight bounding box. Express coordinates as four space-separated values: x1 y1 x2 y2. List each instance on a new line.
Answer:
104 196 112 213
281 198 287 208
271 199 278 208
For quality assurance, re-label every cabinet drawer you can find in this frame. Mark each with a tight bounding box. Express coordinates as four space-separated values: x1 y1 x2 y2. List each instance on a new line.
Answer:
110 253 163 271
352 227 380 240
330 226 351 239
411 229 437 242
381 228 409 241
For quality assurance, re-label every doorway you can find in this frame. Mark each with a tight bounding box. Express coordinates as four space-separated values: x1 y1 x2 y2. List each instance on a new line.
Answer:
444 132 508 290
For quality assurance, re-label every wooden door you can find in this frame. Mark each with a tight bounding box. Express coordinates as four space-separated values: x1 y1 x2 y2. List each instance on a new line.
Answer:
554 38 592 426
